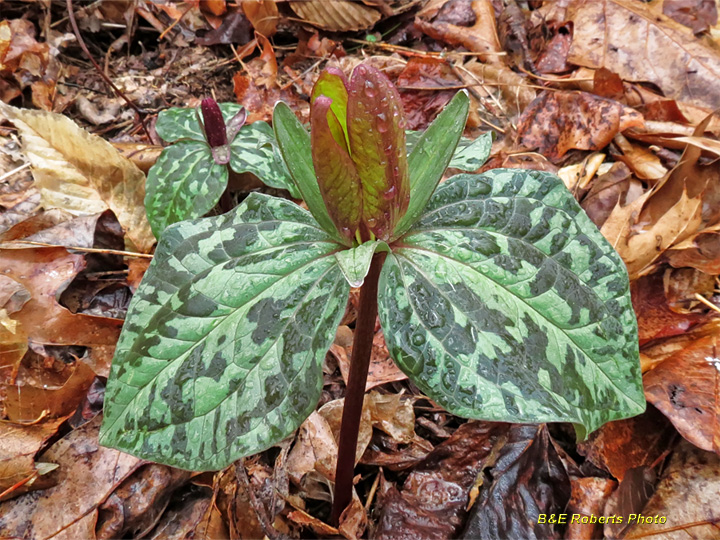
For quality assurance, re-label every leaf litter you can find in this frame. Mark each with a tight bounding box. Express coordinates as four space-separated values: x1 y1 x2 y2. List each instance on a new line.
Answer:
1 0 720 537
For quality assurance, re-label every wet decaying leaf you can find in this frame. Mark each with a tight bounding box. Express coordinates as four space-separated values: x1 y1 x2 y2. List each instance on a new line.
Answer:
631 271 705 346
622 441 720 540
461 424 571 540
147 490 228 540
374 421 510 539
577 406 676 482
516 91 644 159
0 247 121 376
289 0 382 32
566 0 720 110
96 464 191 540
644 330 720 454
0 418 64 502
0 416 142 540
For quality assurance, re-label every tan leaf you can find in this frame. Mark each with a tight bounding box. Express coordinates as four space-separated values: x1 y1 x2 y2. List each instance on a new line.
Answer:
0 103 155 252
289 0 381 32
567 0 720 110
242 0 279 37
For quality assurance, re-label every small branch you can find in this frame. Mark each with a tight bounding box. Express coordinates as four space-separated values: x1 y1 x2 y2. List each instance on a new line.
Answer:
66 0 152 142
331 251 386 525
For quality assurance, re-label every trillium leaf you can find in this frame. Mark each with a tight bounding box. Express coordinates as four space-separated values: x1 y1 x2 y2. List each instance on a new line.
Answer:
229 121 300 198
347 65 410 241
145 141 228 237
379 170 645 436
404 131 492 173
273 102 345 244
448 132 493 171
394 91 470 240
335 240 389 288
311 68 350 147
99 193 350 471
156 103 244 144
311 96 362 241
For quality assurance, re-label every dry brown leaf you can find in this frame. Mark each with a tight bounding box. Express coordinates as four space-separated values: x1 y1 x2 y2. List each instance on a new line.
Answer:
148 493 228 540
660 0 718 33
623 441 720 539
0 418 64 502
566 0 720 110
580 161 632 228
601 188 703 279
671 135 720 156
612 133 667 181
644 331 720 454
242 0 279 37
0 103 155 252
415 0 503 61
516 91 644 160
289 0 381 32
665 222 720 273
332 329 408 391
461 59 537 117
0 415 142 540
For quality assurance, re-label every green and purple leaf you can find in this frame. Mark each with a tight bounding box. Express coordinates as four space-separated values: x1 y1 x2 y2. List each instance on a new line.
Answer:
379 170 645 438
311 96 362 241
311 68 350 148
273 101 346 244
393 91 470 239
99 193 350 471
347 65 410 240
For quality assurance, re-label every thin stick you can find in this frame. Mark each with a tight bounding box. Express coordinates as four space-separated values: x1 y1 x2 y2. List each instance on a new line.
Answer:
65 0 152 141
1 240 153 259
331 252 386 525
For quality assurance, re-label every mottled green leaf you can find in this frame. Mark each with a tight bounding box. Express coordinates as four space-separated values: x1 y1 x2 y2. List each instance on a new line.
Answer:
379 170 644 437
394 91 470 240
311 68 349 147
145 142 228 237
405 131 492 173
347 65 409 241
335 240 389 288
273 102 345 245
311 96 362 241
156 103 244 144
229 121 300 197
448 132 492 171
99 193 350 471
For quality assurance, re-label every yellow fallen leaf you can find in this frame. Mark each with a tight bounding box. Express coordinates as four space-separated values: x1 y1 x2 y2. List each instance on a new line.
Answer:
0 103 155 252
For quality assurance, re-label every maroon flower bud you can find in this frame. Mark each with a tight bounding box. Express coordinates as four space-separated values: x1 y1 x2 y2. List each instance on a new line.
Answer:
200 98 228 148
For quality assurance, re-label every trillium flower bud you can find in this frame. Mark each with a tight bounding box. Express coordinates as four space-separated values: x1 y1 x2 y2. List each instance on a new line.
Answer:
309 65 410 242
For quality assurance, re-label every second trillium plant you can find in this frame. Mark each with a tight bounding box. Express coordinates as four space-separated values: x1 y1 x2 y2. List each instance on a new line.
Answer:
100 64 644 520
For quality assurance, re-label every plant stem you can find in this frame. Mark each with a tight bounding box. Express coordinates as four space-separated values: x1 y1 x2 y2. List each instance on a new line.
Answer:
331 251 386 525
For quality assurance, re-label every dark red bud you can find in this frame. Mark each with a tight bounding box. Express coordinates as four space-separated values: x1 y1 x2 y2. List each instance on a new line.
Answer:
200 98 228 148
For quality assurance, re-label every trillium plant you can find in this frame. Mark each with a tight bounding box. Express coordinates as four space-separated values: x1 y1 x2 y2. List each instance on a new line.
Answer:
100 64 645 522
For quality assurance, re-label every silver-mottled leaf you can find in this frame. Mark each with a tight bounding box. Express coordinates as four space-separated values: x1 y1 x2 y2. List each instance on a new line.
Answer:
155 103 244 143
145 142 228 237
379 170 644 437
229 121 300 197
335 240 389 287
100 193 350 471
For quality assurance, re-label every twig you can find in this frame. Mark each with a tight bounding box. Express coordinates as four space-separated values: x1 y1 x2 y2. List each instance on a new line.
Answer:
65 0 152 141
0 241 153 259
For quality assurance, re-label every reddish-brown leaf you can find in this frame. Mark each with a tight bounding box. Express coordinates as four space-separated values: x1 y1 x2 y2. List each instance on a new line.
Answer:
516 91 644 159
